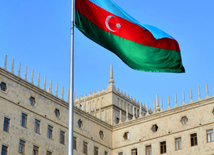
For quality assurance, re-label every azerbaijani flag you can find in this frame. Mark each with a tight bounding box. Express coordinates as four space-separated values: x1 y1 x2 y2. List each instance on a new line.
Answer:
75 0 185 73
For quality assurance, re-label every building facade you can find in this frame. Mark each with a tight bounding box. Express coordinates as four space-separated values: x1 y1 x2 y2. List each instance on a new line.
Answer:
0 56 214 155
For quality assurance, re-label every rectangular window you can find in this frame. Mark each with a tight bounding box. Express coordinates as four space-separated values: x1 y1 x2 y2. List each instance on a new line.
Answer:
116 117 119 124
83 142 88 154
131 148 137 155
207 129 214 143
33 145 39 155
146 145 152 155
19 140 25 154
175 137 182 150
35 119 40 133
3 117 10 132
73 137 77 150
190 133 197 146
94 147 98 155
104 151 108 155
48 125 53 139
160 141 166 154
1 145 8 155
60 131 65 144
21 113 27 127
46 151 52 155
118 152 123 155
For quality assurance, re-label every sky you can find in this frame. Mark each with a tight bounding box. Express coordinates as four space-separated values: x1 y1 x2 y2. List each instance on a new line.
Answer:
0 0 214 110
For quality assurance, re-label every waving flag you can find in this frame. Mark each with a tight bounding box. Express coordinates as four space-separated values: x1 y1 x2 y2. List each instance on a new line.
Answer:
75 0 185 73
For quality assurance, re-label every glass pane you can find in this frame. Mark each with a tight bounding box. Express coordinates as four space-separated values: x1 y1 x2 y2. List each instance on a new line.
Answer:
208 134 211 142
179 140 182 149
211 133 214 142
176 142 178 150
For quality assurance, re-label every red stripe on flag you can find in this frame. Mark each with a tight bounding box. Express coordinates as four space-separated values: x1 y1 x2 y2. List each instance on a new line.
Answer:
75 0 180 52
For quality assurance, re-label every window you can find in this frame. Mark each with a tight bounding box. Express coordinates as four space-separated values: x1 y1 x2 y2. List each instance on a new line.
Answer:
3 117 10 132
48 125 53 139
35 119 40 133
1 145 8 155
160 141 166 154
33 145 39 155
152 124 158 132
146 145 152 155
94 147 98 155
73 137 77 150
131 148 137 155
60 131 65 144
83 142 88 154
116 117 119 124
54 109 60 118
175 137 182 150
181 116 188 124
19 140 25 154
46 151 52 155
190 133 197 146
123 132 130 140
99 131 104 140
0 82 7 91
78 119 83 128
212 109 214 115
118 152 123 155
104 151 108 155
21 113 27 127
29 96 35 106
207 129 214 143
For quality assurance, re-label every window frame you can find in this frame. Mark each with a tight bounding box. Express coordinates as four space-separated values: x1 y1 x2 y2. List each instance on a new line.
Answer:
175 137 182 150
33 145 39 155
181 116 188 125
131 148 137 155
152 124 158 132
73 137 77 150
3 117 10 132
116 117 120 124
190 133 197 146
35 119 40 134
146 145 152 155
160 141 166 154
21 113 27 128
29 96 36 106
0 82 7 91
206 129 214 143
48 125 53 139
46 151 52 155
54 109 60 118
94 146 99 155
2 145 8 155
83 141 88 154
60 131 65 144
19 140 25 154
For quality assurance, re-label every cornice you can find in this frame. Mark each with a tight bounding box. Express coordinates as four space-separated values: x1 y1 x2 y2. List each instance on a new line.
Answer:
74 106 113 130
113 96 214 130
0 68 69 109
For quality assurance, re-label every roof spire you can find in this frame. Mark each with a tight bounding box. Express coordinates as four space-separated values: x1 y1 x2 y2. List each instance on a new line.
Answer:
107 64 116 91
109 64 114 84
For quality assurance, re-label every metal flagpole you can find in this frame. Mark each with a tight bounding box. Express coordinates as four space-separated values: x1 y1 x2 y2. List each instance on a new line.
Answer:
68 0 75 154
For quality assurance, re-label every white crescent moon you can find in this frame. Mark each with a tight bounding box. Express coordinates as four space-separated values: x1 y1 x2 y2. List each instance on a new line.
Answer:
105 15 116 32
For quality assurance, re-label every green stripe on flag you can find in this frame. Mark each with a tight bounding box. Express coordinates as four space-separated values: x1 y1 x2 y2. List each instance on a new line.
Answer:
75 9 185 73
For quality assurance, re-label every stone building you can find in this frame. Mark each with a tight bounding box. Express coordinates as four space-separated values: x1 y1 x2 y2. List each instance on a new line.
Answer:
0 55 214 155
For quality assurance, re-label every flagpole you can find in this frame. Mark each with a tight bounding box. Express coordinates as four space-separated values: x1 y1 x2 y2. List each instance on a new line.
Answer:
68 0 75 154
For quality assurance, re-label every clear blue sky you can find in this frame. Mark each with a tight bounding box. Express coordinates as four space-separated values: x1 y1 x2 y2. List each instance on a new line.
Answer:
1 0 214 110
